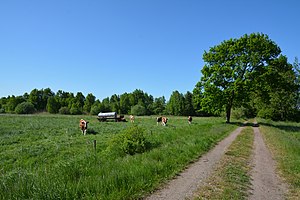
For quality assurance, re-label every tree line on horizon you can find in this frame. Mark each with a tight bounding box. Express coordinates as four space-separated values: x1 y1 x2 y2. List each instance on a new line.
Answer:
0 88 199 117
1 33 300 122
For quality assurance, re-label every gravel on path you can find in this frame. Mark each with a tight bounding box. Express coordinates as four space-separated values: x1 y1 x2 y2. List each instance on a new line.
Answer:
248 127 288 200
145 126 244 200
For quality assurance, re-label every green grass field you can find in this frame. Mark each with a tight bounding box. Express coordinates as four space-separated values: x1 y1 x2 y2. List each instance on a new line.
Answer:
0 114 237 199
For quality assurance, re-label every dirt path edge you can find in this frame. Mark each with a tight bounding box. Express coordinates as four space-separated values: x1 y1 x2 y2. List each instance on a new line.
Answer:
145 126 244 200
248 127 288 200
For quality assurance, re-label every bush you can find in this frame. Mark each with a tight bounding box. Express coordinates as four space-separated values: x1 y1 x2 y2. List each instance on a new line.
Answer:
70 104 82 115
257 108 274 120
90 104 101 115
231 107 247 120
59 107 70 115
107 125 150 156
131 104 146 116
15 102 36 114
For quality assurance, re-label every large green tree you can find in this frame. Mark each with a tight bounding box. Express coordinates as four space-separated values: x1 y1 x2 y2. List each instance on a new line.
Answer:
120 93 131 114
166 90 185 116
252 55 298 120
152 96 166 115
199 33 281 123
29 88 54 111
83 93 96 113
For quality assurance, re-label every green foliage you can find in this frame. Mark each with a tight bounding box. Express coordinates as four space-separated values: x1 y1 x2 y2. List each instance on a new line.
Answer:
29 88 54 111
70 103 82 115
46 96 60 114
4 95 25 113
231 107 247 120
252 56 299 121
152 96 166 115
197 33 297 122
183 91 195 116
58 106 70 115
108 125 150 156
83 93 96 113
90 100 101 115
165 90 185 115
0 87 197 117
131 104 146 116
14 102 36 114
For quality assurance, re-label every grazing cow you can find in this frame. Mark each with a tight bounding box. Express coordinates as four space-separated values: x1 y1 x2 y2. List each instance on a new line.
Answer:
162 117 168 126
188 116 193 125
157 116 168 126
130 115 135 123
79 119 89 135
156 116 162 125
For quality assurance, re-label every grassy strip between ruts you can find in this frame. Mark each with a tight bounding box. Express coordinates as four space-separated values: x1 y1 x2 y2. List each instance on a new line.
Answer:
258 119 300 199
194 126 254 200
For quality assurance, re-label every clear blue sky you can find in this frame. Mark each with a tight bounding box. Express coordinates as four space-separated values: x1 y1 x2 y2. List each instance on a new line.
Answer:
1 0 299 101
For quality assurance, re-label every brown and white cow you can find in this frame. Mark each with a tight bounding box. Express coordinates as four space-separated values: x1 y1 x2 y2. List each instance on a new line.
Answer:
79 119 89 135
130 115 135 123
156 116 168 126
188 116 193 125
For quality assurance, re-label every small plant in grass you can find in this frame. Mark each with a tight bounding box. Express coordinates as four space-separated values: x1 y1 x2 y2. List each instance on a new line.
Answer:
107 125 151 156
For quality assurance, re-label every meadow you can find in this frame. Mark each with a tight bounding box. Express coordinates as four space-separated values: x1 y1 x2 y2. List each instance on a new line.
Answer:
0 114 237 199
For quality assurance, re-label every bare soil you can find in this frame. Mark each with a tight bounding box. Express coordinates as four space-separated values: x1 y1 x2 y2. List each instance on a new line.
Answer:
145 127 244 200
248 127 288 200
145 125 288 200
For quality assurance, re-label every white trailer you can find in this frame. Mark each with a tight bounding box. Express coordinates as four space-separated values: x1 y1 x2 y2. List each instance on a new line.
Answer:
97 112 126 122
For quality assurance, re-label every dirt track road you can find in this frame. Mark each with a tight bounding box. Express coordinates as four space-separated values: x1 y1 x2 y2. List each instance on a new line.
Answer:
248 127 287 200
145 125 288 200
145 127 244 200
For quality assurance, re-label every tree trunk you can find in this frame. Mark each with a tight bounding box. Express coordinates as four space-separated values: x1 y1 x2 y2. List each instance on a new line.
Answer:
226 105 231 123
226 90 234 123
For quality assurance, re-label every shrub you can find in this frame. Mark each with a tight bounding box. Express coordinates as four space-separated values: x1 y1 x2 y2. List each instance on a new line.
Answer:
90 104 101 115
131 105 146 116
257 108 275 120
231 107 247 120
70 104 82 115
59 107 70 115
107 125 150 156
15 102 36 114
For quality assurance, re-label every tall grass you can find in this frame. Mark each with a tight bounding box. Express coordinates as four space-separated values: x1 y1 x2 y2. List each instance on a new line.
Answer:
258 119 300 199
0 114 237 199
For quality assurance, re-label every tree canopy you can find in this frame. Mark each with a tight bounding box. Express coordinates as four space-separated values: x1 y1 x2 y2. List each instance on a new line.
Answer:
196 33 299 122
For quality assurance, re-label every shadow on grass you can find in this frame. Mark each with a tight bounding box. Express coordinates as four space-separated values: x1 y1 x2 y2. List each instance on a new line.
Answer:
258 122 300 133
86 128 98 135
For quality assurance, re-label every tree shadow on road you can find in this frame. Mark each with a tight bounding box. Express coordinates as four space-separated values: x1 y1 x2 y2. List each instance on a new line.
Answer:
226 121 257 127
